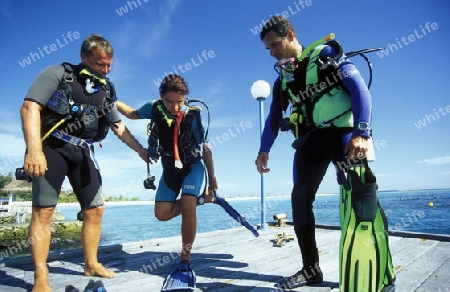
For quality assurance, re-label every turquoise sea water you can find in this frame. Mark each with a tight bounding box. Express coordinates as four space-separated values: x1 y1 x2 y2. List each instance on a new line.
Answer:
57 188 450 247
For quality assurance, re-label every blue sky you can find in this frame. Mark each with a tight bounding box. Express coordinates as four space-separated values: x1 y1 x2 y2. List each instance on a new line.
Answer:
0 0 449 200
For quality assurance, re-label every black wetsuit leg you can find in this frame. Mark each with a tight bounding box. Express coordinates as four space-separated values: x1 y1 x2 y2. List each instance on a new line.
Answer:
32 137 103 210
292 127 344 268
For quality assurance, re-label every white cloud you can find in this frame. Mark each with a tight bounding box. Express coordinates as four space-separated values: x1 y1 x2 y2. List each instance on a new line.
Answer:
94 149 161 198
220 182 239 188
120 119 149 141
112 0 183 60
96 150 150 179
417 156 450 165
200 81 223 103
0 134 26 173
279 179 292 186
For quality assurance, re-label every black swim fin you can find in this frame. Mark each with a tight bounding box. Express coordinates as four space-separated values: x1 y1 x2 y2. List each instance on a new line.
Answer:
161 260 196 291
65 285 80 292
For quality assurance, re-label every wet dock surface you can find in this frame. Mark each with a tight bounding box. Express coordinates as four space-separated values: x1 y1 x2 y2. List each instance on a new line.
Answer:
1 224 449 291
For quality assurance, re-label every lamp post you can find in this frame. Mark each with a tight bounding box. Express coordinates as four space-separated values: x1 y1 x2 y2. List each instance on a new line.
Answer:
251 80 271 231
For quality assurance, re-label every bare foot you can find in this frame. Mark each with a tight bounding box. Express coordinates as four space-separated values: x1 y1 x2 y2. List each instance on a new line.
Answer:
32 277 52 292
84 264 115 278
32 268 52 292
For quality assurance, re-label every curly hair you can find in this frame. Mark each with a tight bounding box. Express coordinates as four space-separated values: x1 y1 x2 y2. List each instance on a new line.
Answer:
81 34 114 58
159 74 190 96
260 16 297 40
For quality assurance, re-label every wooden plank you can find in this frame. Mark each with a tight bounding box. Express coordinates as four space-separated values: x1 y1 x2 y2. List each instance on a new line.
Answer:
391 237 438 274
416 255 450 291
197 228 340 292
393 239 450 291
1 226 449 291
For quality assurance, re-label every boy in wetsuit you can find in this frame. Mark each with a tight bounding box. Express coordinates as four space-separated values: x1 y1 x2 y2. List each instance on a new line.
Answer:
116 74 218 266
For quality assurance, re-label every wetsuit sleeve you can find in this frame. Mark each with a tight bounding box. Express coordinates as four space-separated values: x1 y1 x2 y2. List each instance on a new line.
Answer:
24 65 64 107
107 81 121 123
259 78 284 153
136 102 153 119
339 60 371 138
108 105 121 123
321 45 372 138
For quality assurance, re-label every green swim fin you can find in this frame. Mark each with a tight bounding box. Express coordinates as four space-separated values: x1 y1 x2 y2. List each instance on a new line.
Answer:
161 260 196 292
339 165 395 292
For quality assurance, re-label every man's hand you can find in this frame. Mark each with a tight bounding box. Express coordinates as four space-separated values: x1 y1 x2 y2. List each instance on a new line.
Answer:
20 100 46 178
24 151 47 178
255 152 270 174
345 136 369 160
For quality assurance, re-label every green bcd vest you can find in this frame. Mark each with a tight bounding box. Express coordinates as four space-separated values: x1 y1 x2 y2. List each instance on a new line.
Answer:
284 42 354 138
304 44 353 128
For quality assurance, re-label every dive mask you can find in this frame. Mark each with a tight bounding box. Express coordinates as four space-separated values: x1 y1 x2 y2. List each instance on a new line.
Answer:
274 57 298 75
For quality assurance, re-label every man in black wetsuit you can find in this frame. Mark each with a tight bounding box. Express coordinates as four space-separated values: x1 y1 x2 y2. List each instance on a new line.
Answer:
254 16 378 289
20 34 147 291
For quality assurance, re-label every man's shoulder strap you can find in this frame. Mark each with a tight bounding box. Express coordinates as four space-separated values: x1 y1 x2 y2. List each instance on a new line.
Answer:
185 102 207 140
183 105 201 123
151 99 163 115
55 62 77 98
188 105 202 112
104 78 116 102
60 62 77 82
306 40 344 87
152 99 162 106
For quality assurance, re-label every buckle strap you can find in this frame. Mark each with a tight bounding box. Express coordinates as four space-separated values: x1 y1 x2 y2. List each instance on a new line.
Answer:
51 131 100 170
52 131 93 148
68 135 93 148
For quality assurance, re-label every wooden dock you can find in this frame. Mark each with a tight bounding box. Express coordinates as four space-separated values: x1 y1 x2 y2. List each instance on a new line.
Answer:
1 224 449 291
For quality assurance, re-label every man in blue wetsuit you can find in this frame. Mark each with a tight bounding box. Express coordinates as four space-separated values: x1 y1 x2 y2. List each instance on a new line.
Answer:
116 74 218 267
255 16 380 289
